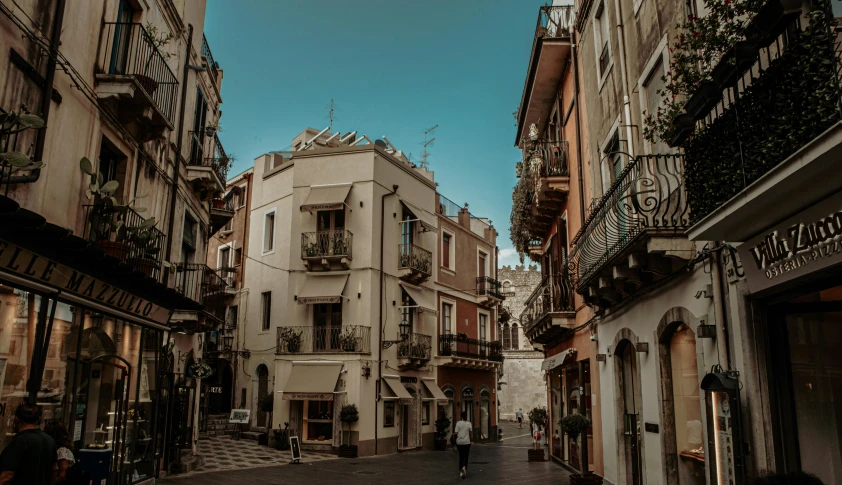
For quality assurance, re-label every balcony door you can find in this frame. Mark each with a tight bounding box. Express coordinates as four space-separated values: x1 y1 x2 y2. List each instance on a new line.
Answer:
314 303 342 351
190 88 208 164
317 210 345 256
401 210 415 247
109 0 135 74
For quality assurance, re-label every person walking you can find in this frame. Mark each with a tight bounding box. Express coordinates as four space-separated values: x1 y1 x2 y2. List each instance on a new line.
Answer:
516 408 524 429
44 421 75 484
453 411 472 479
0 404 57 485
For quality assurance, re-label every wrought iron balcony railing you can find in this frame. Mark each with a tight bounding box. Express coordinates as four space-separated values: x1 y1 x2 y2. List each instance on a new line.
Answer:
201 34 220 83
399 243 432 276
439 334 503 362
520 273 576 333
99 22 178 122
570 154 689 287
276 325 371 354
188 133 230 184
397 333 432 360
522 139 569 177
301 229 353 260
82 203 166 280
174 263 228 322
535 5 575 39
476 276 503 300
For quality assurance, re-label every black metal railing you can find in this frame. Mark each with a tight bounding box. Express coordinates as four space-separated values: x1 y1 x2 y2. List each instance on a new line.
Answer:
522 139 569 177
301 229 353 260
682 7 842 224
439 334 503 362
201 34 220 83
174 263 227 322
571 154 688 286
476 276 503 300
399 243 432 276
535 5 575 39
520 273 576 333
209 197 235 213
99 22 178 122
276 325 371 354
397 333 432 360
188 132 229 183
82 204 166 280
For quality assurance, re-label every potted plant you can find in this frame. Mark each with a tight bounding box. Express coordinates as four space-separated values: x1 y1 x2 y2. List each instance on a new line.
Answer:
259 393 274 434
527 406 548 462
560 414 592 470
339 331 357 352
273 422 290 450
134 23 174 95
278 327 303 353
0 110 45 183
338 404 359 458
304 242 321 258
434 414 451 451
125 217 160 277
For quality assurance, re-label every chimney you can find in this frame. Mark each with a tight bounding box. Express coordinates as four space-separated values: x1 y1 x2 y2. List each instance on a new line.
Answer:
458 204 470 230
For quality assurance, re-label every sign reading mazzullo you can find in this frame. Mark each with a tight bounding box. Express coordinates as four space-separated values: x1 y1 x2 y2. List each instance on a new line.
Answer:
0 240 172 325
738 191 842 293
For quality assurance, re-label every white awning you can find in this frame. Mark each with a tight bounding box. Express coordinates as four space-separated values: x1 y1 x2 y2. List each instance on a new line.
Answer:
297 274 349 304
541 348 576 371
420 378 449 404
300 184 352 212
399 282 438 316
281 363 342 401
381 376 413 401
401 201 438 233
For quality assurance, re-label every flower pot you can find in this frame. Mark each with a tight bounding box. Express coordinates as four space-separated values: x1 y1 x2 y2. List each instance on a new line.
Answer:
711 41 758 89
746 0 802 47
287 341 300 353
127 256 156 277
134 74 159 95
343 344 356 352
667 113 695 147
434 438 448 451
685 81 721 120
96 240 128 260
211 198 226 210
339 445 358 458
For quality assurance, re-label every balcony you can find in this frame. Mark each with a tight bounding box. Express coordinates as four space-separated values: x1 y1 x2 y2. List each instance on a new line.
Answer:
522 139 570 229
301 229 353 270
515 5 576 143
398 243 432 283
521 274 576 345
172 263 228 328
570 154 693 309
438 334 503 370
186 133 229 198
275 325 371 354
476 276 503 307
678 5 842 241
201 34 221 86
95 22 177 140
82 204 166 280
209 196 235 235
397 333 432 369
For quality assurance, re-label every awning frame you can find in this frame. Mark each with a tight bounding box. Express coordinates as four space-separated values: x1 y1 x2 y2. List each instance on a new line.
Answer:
297 274 350 305
400 201 438 233
300 183 353 212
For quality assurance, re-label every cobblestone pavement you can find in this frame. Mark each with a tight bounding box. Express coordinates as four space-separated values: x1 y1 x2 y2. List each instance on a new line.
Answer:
185 435 339 476
163 422 568 484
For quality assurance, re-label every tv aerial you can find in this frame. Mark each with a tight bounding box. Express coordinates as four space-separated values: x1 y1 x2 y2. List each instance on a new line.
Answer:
421 125 438 169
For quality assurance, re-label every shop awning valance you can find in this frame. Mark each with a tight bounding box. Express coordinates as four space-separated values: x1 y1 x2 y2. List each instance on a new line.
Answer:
281 363 342 401
381 376 413 401
297 274 349 304
399 282 438 316
420 378 449 404
300 184 352 212
541 348 576 371
401 201 438 233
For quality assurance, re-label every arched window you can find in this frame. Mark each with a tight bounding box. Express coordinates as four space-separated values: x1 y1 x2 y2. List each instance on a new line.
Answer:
503 323 511 350
511 323 519 350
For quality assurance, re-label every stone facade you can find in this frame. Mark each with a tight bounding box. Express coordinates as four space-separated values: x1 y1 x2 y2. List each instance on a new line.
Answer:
497 265 545 421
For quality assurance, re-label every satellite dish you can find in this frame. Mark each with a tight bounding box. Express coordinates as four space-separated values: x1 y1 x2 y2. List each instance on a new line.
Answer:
374 139 387 148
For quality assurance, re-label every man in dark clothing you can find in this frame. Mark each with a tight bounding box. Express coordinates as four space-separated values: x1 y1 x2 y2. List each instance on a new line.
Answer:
0 404 57 485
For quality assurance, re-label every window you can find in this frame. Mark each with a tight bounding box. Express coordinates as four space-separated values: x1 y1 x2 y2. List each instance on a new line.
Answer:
422 402 431 425
261 291 271 331
228 305 239 329
401 209 415 247
237 185 247 209
182 214 197 263
442 233 452 269
384 401 395 427
479 313 488 341
643 60 669 154
594 2 612 78
190 87 208 164
442 303 453 335
401 289 414 335
219 246 231 269
314 303 342 350
478 251 488 278
234 247 243 266
503 323 511 350
601 131 623 195
511 324 519 350
317 210 345 232
263 209 275 254
304 400 334 441
8 340 16 356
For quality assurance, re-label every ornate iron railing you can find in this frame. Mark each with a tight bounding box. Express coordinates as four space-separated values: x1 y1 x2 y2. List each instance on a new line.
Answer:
439 334 504 362
275 325 371 354
522 139 569 177
188 133 229 183
399 243 432 276
571 154 688 286
174 263 227 322
535 5 575 39
201 34 220 83
301 229 353 260
397 333 432 360
99 22 178 122
82 204 166 280
520 273 576 333
476 276 503 300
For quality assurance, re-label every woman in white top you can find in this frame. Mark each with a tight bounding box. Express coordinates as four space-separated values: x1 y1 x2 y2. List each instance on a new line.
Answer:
452 411 472 479
45 421 75 484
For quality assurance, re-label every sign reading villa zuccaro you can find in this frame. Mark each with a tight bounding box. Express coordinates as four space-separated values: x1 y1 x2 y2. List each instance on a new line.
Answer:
0 240 172 325
738 191 842 293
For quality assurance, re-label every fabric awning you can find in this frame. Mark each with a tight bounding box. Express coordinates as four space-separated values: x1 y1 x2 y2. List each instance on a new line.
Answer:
282 363 342 401
297 274 349 304
541 348 576 371
381 376 413 401
400 282 438 316
401 201 438 233
300 184 352 212
420 379 449 404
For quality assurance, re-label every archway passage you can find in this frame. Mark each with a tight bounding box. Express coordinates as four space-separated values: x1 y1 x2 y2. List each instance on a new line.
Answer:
256 364 269 428
618 341 642 485
668 324 704 485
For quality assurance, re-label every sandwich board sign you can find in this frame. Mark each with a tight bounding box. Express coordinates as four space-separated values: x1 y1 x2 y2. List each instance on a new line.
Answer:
289 435 302 464
229 409 250 424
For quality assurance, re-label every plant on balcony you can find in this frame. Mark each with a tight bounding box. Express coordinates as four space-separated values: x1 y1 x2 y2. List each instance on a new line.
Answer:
303 242 321 258
339 404 359 457
278 327 303 353
434 414 451 451
339 330 357 352
510 176 538 262
0 110 46 180
135 23 174 95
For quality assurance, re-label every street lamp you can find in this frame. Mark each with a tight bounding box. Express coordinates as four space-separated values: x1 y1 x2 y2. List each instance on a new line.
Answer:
221 333 233 351
381 321 411 349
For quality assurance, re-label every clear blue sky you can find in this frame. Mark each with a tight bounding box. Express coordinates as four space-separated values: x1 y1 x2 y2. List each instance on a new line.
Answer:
204 0 547 268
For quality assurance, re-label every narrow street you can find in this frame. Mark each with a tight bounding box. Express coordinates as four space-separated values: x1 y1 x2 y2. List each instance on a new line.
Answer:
162 422 569 484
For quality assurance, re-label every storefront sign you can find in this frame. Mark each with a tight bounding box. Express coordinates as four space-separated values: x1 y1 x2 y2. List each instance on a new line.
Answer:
282 392 334 401
462 388 474 399
296 295 341 304
0 241 172 325
738 191 842 293
229 409 251 423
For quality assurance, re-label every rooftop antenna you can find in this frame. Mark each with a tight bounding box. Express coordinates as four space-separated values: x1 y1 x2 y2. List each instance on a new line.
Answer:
326 99 336 130
422 124 438 169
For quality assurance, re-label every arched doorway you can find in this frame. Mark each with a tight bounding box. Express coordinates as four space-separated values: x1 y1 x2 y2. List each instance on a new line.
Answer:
256 364 269 428
441 389 455 432
461 387 474 426
665 323 704 485
479 389 491 441
618 340 642 485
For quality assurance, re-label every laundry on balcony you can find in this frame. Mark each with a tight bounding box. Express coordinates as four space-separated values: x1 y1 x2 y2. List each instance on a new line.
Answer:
281 362 343 401
400 201 438 233
300 183 352 212
296 274 349 304
399 282 438 315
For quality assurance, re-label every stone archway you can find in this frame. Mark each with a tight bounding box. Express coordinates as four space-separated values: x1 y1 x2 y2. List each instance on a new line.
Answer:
611 328 646 485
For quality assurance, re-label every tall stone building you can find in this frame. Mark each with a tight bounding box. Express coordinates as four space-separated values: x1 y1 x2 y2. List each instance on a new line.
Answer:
497 265 543 422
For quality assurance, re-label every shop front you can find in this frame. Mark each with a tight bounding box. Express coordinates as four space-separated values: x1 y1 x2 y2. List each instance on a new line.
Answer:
280 362 345 446
544 349 593 472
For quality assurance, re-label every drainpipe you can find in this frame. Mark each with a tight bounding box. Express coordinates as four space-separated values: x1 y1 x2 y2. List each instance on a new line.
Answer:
7 0 66 184
376 183 398 455
571 32 586 225
710 242 731 369
164 25 194 278
611 0 635 159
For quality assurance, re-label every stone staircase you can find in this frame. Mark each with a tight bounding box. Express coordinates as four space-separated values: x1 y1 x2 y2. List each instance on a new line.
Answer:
200 413 240 437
